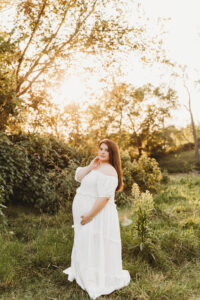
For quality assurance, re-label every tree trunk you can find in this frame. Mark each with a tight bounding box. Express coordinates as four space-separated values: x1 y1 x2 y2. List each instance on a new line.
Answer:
185 83 200 166
189 100 200 166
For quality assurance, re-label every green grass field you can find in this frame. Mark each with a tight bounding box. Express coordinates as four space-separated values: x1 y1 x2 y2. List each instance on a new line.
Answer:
0 174 200 300
157 150 198 173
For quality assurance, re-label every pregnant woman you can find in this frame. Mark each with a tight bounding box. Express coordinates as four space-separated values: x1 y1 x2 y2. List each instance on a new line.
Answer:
63 138 130 299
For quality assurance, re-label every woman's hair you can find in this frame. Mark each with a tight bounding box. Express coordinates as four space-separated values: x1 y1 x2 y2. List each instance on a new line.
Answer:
99 138 123 192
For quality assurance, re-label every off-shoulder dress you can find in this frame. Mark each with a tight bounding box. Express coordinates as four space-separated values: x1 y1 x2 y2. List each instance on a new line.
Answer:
63 167 130 299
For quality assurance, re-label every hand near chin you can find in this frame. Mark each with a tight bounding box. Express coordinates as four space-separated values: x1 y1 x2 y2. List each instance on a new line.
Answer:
89 156 100 170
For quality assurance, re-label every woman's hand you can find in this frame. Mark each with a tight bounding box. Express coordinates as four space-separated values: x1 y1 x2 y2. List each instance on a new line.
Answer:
80 213 93 225
88 156 101 171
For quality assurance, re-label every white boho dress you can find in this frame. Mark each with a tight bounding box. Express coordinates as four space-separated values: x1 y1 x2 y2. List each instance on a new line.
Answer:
63 167 130 299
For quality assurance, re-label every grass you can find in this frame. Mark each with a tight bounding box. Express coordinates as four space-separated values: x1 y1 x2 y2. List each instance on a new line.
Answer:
0 174 200 299
157 150 198 173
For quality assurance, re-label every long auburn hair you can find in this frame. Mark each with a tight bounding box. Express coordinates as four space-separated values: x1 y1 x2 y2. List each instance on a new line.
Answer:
99 139 123 192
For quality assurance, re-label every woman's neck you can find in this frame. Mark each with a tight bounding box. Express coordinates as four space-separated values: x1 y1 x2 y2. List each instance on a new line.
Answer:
99 161 110 166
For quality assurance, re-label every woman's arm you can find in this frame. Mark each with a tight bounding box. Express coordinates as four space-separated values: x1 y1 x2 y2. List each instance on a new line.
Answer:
76 165 92 182
80 197 109 225
76 156 101 182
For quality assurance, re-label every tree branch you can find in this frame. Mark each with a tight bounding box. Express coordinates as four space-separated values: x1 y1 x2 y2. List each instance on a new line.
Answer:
17 0 98 97
183 77 192 111
16 0 47 83
16 0 73 93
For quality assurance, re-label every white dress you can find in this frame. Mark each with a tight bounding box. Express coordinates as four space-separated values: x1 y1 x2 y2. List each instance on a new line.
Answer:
63 167 131 299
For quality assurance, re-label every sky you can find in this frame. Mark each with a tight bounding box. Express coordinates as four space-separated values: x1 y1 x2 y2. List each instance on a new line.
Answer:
1 0 200 128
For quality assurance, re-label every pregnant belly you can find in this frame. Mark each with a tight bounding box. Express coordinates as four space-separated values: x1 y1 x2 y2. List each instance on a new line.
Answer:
72 193 96 225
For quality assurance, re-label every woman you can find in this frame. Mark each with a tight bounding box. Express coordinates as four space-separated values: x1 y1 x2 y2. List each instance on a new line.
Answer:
63 138 130 299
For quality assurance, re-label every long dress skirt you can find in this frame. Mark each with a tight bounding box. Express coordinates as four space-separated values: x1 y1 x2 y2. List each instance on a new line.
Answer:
63 193 130 299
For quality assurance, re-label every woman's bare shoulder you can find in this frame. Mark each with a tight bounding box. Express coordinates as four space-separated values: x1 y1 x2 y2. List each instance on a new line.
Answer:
100 165 118 177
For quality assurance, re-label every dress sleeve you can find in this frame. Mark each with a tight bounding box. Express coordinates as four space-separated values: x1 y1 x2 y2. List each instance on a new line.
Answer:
74 167 83 183
97 175 118 198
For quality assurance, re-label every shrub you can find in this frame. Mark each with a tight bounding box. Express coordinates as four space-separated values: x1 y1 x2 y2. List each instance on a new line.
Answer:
115 191 132 207
0 132 162 213
114 151 162 207
131 153 162 193
120 150 135 193
0 174 7 226
0 133 29 202
161 169 170 184
0 132 92 214
157 150 196 173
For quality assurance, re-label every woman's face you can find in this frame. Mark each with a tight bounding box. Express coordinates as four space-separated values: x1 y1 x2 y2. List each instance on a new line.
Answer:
98 143 110 163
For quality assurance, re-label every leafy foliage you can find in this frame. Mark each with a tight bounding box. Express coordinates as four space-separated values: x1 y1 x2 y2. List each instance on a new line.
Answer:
0 174 7 226
0 132 163 218
0 132 92 215
113 151 162 207
131 153 163 193
120 151 162 196
0 34 19 130
124 183 164 265
131 183 154 245
85 83 178 157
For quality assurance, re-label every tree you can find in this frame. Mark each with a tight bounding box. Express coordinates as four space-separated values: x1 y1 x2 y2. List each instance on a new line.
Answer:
125 84 177 156
183 80 200 166
1 0 147 132
84 82 177 155
0 0 13 11
1 0 174 136
101 82 131 148
173 65 200 166
0 33 19 130
62 102 83 144
12 0 133 98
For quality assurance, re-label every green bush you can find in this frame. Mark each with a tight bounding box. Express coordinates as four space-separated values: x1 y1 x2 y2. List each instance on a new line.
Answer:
115 151 163 206
132 154 162 193
0 132 163 213
0 133 29 202
0 132 92 214
0 174 7 226
0 160 7 226
161 169 170 184
115 191 132 207
120 150 135 193
120 152 162 196
157 150 196 173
